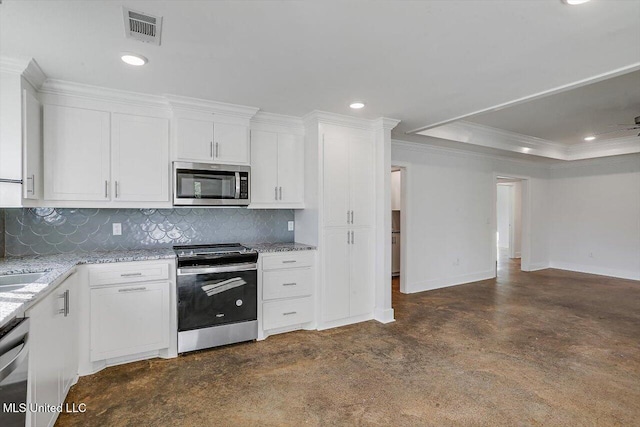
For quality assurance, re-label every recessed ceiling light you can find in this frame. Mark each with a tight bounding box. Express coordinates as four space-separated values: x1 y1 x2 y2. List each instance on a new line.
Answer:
584 135 596 141
562 0 590 5
121 53 148 66
349 102 365 109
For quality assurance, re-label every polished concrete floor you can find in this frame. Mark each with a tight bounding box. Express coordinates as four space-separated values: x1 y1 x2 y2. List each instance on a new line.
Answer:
57 255 640 426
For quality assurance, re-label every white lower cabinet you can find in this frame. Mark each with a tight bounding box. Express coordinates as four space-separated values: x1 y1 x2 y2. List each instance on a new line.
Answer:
90 281 170 361
259 251 316 339
86 260 174 364
28 270 78 427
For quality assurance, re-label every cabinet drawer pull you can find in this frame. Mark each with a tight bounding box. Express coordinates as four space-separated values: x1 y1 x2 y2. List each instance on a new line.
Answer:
118 287 147 292
282 260 296 264
120 272 143 277
282 282 297 286
282 311 297 316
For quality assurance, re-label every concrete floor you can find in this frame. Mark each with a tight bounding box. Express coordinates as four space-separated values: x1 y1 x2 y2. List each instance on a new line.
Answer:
57 255 640 426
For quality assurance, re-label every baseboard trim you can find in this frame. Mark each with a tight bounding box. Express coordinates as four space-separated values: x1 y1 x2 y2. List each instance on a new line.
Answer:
317 313 374 331
524 262 549 272
549 262 640 281
374 307 395 324
407 269 495 293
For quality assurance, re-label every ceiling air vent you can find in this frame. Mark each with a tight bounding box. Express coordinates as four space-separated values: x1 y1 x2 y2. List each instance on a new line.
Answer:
123 8 163 46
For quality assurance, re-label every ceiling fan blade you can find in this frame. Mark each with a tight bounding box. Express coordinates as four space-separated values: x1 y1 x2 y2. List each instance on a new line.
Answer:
593 127 638 137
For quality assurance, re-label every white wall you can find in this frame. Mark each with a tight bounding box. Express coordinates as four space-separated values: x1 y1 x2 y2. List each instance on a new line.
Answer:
512 181 522 258
391 139 551 293
549 154 640 280
391 170 401 211
496 185 510 249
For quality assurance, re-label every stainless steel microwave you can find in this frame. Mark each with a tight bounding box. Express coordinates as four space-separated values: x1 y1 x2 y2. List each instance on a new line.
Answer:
173 162 250 206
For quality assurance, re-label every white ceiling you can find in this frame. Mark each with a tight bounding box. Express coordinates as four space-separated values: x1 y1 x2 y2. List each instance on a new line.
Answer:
467 70 640 145
1 0 639 139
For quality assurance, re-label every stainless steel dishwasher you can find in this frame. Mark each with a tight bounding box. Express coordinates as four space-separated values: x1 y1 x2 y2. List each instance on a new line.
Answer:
0 317 29 427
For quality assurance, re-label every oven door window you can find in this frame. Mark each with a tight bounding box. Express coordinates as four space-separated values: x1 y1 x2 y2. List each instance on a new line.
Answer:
178 270 257 331
176 170 237 199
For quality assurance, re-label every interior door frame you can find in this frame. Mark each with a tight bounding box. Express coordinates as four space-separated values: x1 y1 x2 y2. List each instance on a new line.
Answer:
391 162 410 294
492 173 531 272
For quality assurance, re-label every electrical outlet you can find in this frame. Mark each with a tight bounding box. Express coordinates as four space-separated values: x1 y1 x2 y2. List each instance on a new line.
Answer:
589 252 594 258
288 221 294 232
112 223 122 236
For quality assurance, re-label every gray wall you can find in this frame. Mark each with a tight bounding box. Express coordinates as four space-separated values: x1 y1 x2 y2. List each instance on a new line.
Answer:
0 209 4 257
3 208 294 257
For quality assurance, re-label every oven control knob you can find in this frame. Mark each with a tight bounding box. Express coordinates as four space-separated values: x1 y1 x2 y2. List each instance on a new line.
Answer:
236 299 243 307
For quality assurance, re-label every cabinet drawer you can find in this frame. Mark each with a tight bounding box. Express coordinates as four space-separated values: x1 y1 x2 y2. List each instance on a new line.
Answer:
89 262 170 287
263 268 313 300
263 297 313 330
262 252 314 271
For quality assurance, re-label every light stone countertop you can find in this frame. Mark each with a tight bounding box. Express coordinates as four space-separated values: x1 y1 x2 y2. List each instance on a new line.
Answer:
0 249 176 330
244 242 316 253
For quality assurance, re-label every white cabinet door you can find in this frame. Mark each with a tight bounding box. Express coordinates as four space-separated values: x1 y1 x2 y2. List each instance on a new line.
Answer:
22 90 42 200
28 289 63 427
249 130 279 204
323 133 349 227
90 281 170 361
60 273 79 397
277 133 304 205
322 228 350 322
176 117 214 161
44 105 110 200
112 114 170 202
349 228 374 317
214 122 249 164
348 133 374 227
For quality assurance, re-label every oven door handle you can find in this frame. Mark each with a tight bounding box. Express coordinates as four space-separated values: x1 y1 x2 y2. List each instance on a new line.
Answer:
177 263 258 275
0 340 27 383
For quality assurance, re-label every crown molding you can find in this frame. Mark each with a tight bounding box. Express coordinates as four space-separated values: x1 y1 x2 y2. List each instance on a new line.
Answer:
391 138 552 169
40 79 168 109
408 62 640 134
0 56 30 74
165 94 259 119
372 117 401 131
0 56 47 89
22 59 46 89
251 111 305 132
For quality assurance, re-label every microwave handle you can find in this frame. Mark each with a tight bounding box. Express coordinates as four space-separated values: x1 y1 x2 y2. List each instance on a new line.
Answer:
235 172 240 199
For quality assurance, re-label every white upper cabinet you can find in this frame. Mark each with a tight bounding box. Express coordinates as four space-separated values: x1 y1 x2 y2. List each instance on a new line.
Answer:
43 103 170 205
323 129 374 227
23 89 42 200
250 129 304 208
214 121 250 164
175 117 214 161
44 104 111 201
174 117 250 165
250 130 279 204
322 132 350 226
112 113 169 202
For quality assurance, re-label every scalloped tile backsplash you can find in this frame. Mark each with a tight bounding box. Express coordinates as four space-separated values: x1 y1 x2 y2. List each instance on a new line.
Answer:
1 208 294 257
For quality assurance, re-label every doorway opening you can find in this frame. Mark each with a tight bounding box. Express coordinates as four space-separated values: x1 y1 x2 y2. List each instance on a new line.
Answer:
496 176 524 276
390 165 407 312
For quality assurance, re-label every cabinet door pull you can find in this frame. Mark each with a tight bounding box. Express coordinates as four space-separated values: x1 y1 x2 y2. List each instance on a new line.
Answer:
275 186 278 201
282 282 297 286
210 141 214 158
115 181 119 198
216 142 219 158
351 230 355 244
351 210 354 224
118 287 147 292
282 260 296 264
26 175 35 194
347 230 350 244
279 187 282 200
120 272 143 277
347 210 350 224
283 311 297 316
105 180 108 198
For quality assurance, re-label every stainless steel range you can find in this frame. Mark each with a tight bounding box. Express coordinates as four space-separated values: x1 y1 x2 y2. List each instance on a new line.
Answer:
175 244 258 353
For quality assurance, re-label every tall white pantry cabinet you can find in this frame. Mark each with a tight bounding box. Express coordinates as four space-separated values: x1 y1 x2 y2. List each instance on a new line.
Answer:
296 113 399 329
